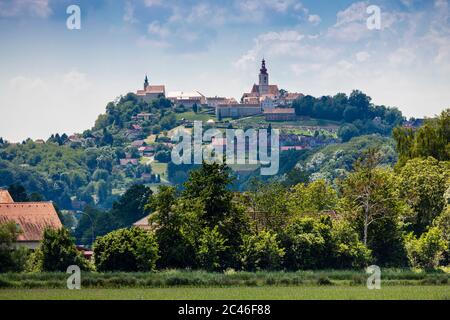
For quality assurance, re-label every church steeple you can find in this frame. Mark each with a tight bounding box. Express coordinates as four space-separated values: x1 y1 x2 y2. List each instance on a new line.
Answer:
144 75 149 90
260 58 268 75
258 58 269 94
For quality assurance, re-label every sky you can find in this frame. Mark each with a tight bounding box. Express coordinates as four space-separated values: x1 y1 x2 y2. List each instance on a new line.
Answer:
0 0 449 142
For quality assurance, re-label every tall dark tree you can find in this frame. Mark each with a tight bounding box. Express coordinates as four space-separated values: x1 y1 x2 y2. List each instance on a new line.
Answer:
110 184 152 226
182 162 234 226
8 184 29 202
293 95 315 116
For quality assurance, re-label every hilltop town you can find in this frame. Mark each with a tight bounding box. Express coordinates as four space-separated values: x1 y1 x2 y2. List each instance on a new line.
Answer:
0 58 418 238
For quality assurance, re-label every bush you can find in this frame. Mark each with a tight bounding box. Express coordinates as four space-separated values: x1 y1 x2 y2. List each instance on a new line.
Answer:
0 222 30 273
94 227 159 272
240 230 285 271
338 124 360 142
281 217 333 270
31 227 88 272
197 226 228 271
405 227 447 270
434 191 450 264
331 221 372 269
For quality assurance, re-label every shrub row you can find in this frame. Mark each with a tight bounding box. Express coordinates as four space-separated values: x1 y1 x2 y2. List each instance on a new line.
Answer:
0 270 447 289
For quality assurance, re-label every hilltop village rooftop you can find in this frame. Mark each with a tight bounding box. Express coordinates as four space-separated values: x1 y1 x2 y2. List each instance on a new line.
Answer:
136 59 303 120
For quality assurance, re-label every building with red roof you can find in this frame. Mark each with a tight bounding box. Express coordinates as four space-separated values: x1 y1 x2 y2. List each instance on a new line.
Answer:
0 189 62 249
136 75 166 102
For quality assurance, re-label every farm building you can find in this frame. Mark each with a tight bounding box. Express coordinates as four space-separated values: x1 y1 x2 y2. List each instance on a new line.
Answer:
0 189 62 249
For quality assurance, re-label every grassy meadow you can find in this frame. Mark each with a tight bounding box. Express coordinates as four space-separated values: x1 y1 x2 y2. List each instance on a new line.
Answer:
0 270 448 300
1 286 449 300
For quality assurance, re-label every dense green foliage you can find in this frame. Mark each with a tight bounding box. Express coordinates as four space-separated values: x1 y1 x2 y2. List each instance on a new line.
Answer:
394 109 450 166
27 228 88 272
0 222 28 273
93 227 159 272
0 94 176 209
149 163 251 270
397 158 450 234
293 90 404 139
240 230 285 271
405 227 447 270
0 140 152 209
93 93 173 133
293 134 397 183
0 91 449 274
75 184 152 245
338 149 409 266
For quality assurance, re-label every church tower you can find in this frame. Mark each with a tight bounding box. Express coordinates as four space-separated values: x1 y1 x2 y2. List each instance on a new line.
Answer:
144 75 149 91
258 59 269 95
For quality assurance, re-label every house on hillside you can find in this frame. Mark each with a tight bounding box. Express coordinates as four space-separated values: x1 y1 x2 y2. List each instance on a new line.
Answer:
125 124 145 140
131 139 146 148
133 215 156 231
280 146 305 152
119 158 139 166
167 91 207 108
134 113 154 121
138 145 155 157
0 189 62 249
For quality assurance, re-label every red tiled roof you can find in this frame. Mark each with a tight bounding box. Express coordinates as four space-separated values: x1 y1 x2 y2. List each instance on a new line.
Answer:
137 85 165 95
133 215 156 231
249 84 279 95
0 201 62 242
146 85 165 93
0 190 14 203
120 158 139 166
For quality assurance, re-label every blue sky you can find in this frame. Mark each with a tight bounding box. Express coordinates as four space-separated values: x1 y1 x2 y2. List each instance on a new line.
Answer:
0 0 449 141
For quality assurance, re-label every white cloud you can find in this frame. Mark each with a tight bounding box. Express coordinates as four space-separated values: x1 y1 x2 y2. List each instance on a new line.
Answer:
232 0 305 22
400 0 414 7
147 21 170 38
308 14 321 25
234 30 304 69
234 28 340 71
123 1 138 24
265 0 297 13
144 0 162 7
136 35 170 49
389 48 416 65
335 1 368 27
356 51 371 62
327 1 371 42
236 0 299 13
0 0 51 18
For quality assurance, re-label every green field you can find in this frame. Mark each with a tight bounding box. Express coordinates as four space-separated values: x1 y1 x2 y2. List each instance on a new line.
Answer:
1 286 449 300
175 111 215 122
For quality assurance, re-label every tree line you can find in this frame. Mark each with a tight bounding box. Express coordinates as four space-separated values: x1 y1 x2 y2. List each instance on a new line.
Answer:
293 90 405 142
1 109 449 273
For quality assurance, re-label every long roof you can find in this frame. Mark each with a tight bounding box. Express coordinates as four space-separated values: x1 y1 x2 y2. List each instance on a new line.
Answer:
0 190 62 242
167 91 205 99
263 108 296 114
137 85 166 95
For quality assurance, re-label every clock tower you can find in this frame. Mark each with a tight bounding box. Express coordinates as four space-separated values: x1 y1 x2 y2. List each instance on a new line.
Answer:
258 59 269 95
